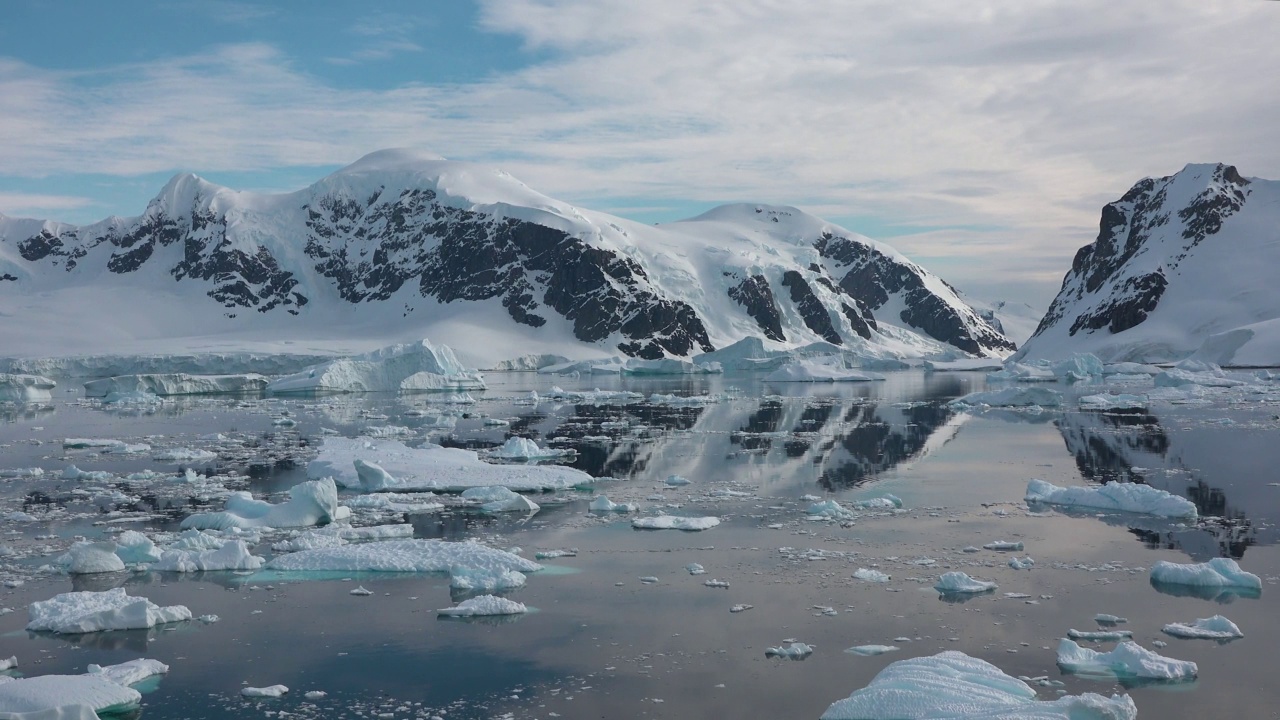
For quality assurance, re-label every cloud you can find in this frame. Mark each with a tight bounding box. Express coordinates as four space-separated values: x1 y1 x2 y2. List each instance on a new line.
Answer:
0 192 96 217
1 0 1279 304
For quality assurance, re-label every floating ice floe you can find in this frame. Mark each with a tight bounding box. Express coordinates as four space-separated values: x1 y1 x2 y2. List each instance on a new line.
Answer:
665 474 691 486
588 496 637 513
102 391 164 406
312 437 591 493
181 477 344 530
986 362 1057 383
266 340 485 395
153 447 218 462
58 542 125 575
1161 615 1243 641
542 386 643 403
632 515 720 531
844 645 899 656
1056 639 1197 682
265 539 540 585
85 658 169 688
272 524 414 552
622 358 722 375
344 493 444 514
1149 557 1262 595
437 595 527 617
982 540 1023 551
114 531 162 563
83 373 268 397
537 358 627 375
0 374 55 403
934 572 997 594
809 500 857 520
950 386 1063 408
154 539 264 572
686 563 706 575
1025 478 1198 519
1068 629 1133 641
488 353 570 372
766 643 813 659
764 360 885 383
853 568 890 583
242 685 288 698
925 358 1006 372
1008 556 1035 570
1079 394 1148 411
1095 614 1127 624
485 437 572 461
648 392 723 406
27 588 191 634
462 486 540 513
0 671 145 718
820 651 1136 720
851 495 902 510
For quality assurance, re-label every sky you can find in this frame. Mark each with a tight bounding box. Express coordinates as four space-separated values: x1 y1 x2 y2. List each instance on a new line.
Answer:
2 0 1278 310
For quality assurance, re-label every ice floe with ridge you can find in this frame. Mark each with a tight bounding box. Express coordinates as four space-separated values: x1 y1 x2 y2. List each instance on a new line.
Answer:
0 374 55 403
1056 639 1197 681
312 437 591 493
265 340 484 395
1161 615 1243 640
1025 478 1198 519
820 651 1136 720
181 477 344 530
27 588 191 634
83 373 267 397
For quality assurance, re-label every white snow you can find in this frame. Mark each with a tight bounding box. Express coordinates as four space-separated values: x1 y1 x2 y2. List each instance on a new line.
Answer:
26 588 191 634
265 340 484 395
1025 478 1198 518
1161 615 1243 640
312 437 591 493
950 387 1063 408
0 374 55 403
181 477 342 530
83 373 267 397
1056 639 1197 681
437 595 527 617
631 515 720 531
934 572 997 594
820 651 1136 720
1149 557 1262 591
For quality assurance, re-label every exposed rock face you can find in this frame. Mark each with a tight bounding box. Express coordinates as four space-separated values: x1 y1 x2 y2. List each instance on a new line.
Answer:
1020 162 1275 362
727 273 785 342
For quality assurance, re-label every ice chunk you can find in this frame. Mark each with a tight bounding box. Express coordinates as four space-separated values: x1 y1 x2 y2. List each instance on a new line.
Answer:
1079 394 1147 411
266 340 484 395
1056 639 1197 681
83 373 267 397
632 516 720 531
934 572 997 594
1051 353 1105 382
85 659 168 687
765 360 885 383
0 658 14 671
1161 615 1243 640
437 595 527 617
461 486 540 513
686 563 706 575
588 496 637 513
265 539 541 577
765 642 813 659
242 685 288 698
622 358 722 375
1149 557 1261 593
448 566 527 591
1008 556 1035 570
541 385 642 403
154 540 264 572
0 374 55 403
59 542 125 575
820 651 1137 720
1154 368 1243 388
485 437 571 461
153 448 218 462
0 674 140 717
925 358 1006 372
950 386 1063 408
272 524 414 552
809 500 856 520
488 354 570 372
1068 629 1133 641
181 477 342 530
853 568 890 583
1025 478 1198 519
27 588 191 634
1095 614 1127 624
665 474 691 486
982 541 1023 551
312 437 590 492
986 362 1057 383
844 645 899 656
113 531 161 564
345 493 443 514
852 495 902 509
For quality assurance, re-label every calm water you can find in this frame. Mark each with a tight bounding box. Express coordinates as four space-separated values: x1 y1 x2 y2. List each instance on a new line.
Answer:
1 370 1278 719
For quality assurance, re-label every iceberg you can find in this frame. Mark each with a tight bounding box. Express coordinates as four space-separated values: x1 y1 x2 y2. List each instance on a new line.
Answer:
1025 478 1198 519
621 358 722 375
1149 557 1262 594
1078 394 1147 411
461 486 541 513
0 374 55 403
588 495 637 513
934 572 997 594
154 539 264 572
265 538 541 576
312 437 591 493
27 588 191 634
536 357 626 375
1161 615 1243 640
488 353 570 372
437 595 527 617
853 568 890 583
1154 368 1243 388
0 674 140 718
448 566 527 591
809 500 857 520
265 340 485 395
765 642 813 659
181 477 343 530
632 515 720 531
986 362 1057 382
1051 353 1105 382
485 436 572 461
820 651 1137 720
692 337 793 372
765 360 885 383
242 685 288 698
924 358 1006 372
85 659 168 688
113 531 162 563
1056 639 1197 681
83 373 267 397
58 542 125 575
950 386 1063 408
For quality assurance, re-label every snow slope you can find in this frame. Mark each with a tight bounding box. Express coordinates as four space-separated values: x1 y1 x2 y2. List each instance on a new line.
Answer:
0 149 1012 367
1019 163 1280 364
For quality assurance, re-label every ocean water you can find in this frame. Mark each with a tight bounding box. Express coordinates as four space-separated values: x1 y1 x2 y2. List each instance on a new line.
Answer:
1 369 1277 718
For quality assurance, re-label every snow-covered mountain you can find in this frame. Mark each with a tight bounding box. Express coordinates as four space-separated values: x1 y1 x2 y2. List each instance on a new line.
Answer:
0 149 1012 366
1018 163 1280 365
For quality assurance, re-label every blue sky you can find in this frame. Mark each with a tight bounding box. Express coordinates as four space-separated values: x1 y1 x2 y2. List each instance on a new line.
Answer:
2 0 1279 308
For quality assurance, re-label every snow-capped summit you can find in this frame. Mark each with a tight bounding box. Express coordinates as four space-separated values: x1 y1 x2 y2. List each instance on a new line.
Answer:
1018 163 1280 365
0 150 1013 365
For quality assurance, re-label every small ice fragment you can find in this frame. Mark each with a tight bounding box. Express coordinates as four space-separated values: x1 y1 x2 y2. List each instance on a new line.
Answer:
1067 629 1133 641
349 586 373 596
0 656 15 671
305 690 327 700
1008 556 1035 570
766 642 813 659
1095 614 1127 625
853 568 890 583
961 546 980 553
845 645 900 656
438 595 527 617
729 604 753 613
665 475 691 486
686 563 706 575
983 541 1023 551
704 579 730 588
639 576 659 584
632 515 720 531
934 572 997 594
242 685 289 698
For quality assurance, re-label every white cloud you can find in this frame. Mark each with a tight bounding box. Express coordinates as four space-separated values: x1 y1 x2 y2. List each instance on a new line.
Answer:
1 0 1279 304
0 192 96 217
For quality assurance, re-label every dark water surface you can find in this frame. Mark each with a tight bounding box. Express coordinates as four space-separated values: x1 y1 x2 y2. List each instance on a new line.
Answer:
1 370 1278 718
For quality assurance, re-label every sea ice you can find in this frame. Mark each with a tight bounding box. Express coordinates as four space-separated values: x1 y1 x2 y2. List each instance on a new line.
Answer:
1154 368 1243 388
982 541 1023 551
924 359 1006 372
1051 353 1105 382
83 373 267 397
312 437 591 492
154 539 264 572
934 572 997 594
1025 478 1198 519
0 374 55 403
113 531 162 563
1056 639 1197 681
541 386 643 403
809 500 857 520
488 353 569 372
851 495 902 509
621 358 721 375
1149 557 1261 592
265 340 484 395
665 474 691 486
632 516 720 531
1095 614 1127 624
1008 556 1035 570
1161 615 1243 640
437 595 527 617
820 651 1136 720
950 386 1063 408
986 362 1057 382
153 448 218 462
181 477 343 530
27 588 191 634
